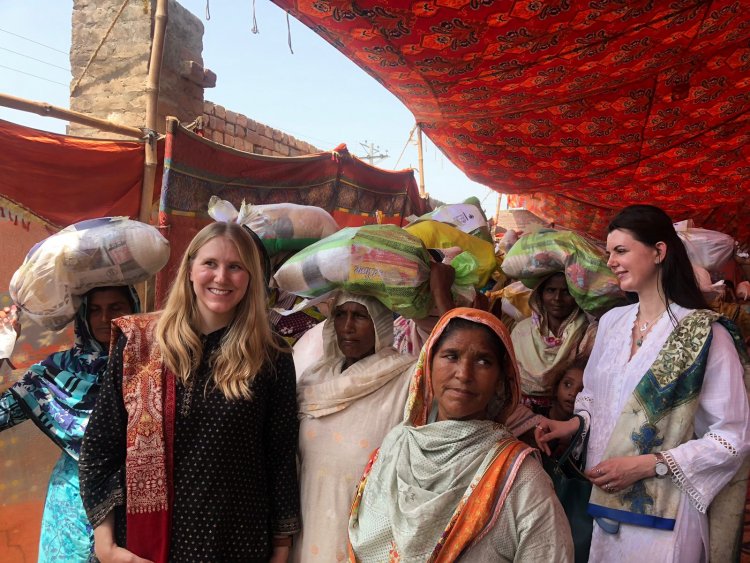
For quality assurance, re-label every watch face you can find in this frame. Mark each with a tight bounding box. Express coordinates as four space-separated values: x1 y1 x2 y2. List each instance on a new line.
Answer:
656 462 669 477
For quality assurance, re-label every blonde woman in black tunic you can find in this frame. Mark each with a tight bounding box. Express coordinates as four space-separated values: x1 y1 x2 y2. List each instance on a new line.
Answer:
79 222 300 563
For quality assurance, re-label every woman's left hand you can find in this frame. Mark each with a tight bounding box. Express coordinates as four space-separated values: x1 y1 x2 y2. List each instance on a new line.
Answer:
269 545 290 563
586 455 656 494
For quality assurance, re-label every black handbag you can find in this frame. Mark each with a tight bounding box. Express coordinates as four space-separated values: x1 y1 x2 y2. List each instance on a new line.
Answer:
541 415 593 563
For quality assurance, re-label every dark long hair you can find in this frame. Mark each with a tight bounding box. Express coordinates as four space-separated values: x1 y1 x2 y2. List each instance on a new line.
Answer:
608 205 708 313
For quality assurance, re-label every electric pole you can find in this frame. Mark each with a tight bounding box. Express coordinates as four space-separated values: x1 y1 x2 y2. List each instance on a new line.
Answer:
359 140 389 165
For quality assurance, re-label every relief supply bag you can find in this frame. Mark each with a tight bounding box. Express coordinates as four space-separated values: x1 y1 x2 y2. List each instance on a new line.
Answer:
501 228 625 317
10 217 169 330
208 196 340 256
273 224 433 319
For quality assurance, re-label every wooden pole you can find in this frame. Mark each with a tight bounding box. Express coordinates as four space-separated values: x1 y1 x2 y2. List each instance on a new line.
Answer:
495 192 501 233
139 0 168 226
0 92 143 138
416 123 426 198
139 0 168 312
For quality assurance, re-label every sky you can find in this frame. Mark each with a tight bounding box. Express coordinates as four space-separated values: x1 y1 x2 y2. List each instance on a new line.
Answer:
0 0 501 215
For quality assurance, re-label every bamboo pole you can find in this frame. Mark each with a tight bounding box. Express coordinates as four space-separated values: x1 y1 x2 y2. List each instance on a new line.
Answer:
139 0 168 226
139 0 168 312
416 123 426 198
0 92 143 138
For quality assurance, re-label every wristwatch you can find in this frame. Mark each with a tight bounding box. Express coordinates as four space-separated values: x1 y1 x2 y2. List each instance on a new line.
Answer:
654 452 669 479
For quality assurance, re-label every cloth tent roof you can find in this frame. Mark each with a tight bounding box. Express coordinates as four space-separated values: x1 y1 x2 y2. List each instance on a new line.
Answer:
273 0 750 241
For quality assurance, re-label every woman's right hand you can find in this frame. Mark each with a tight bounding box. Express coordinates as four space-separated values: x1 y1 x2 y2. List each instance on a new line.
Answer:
95 544 154 563
94 514 154 563
0 305 20 335
534 416 581 456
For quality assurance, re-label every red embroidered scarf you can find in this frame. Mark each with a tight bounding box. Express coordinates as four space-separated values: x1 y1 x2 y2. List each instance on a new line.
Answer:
114 313 175 563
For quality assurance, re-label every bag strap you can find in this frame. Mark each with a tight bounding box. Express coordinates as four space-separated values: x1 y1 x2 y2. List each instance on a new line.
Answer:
552 414 590 481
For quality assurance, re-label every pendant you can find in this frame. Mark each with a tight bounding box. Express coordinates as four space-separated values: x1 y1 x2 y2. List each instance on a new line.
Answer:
639 322 649 332
636 337 643 347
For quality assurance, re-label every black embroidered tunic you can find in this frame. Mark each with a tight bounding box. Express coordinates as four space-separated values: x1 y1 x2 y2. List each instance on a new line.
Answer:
79 328 300 561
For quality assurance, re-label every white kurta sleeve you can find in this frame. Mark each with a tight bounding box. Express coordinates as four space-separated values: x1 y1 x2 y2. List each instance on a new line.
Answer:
574 311 611 433
662 323 750 512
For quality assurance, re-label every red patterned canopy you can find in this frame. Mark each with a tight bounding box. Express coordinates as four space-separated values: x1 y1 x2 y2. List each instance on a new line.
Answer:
273 0 750 241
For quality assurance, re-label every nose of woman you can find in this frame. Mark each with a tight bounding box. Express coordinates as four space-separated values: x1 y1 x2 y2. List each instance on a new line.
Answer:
453 357 473 382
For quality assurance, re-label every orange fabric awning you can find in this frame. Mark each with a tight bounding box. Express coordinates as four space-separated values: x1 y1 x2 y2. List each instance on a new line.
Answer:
0 119 161 228
273 0 750 241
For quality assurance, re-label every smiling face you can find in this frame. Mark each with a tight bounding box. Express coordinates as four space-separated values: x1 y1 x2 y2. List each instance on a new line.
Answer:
606 228 663 294
431 325 503 422
540 273 577 322
87 288 134 346
333 301 376 369
189 236 250 333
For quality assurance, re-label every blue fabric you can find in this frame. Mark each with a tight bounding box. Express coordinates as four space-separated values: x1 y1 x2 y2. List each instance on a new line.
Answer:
588 502 676 531
38 452 94 563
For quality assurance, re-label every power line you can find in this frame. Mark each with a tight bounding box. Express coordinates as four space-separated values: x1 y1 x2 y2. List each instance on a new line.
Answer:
0 28 68 55
0 47 70 71
0 64 68 87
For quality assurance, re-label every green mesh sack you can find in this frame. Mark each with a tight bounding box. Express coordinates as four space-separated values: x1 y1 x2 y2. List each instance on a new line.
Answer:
501 229 626 316
273 224 433 318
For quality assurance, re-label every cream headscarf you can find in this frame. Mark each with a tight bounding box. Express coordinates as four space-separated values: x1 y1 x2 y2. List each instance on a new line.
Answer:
511 274 592 397
297 291 416 418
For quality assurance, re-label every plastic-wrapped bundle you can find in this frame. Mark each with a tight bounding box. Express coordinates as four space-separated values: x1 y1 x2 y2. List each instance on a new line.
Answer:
501 229 626 316
273 224 432 319
674 225 735 271
10 217 169 330
405 220 498 287
208 196 340 255
407 200 492 242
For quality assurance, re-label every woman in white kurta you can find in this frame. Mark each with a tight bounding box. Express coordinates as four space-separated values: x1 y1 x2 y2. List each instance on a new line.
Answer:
293 291 416 562
536 204 750 563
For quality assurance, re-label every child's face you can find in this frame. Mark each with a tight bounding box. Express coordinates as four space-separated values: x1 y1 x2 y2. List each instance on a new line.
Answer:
555 367 584 417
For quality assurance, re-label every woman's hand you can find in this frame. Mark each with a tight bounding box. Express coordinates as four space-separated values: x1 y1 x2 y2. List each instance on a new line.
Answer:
429 261 456 315
534 416 580 456
269 545 290 563
96 544 154 563
94 513 154 563
585 454 656 494
0 305 20 335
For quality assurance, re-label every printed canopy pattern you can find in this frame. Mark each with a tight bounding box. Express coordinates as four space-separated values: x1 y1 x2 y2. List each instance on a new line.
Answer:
273 0 750 240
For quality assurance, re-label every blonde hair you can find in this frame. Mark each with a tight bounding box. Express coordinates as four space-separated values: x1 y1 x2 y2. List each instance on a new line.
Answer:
155 222 283 400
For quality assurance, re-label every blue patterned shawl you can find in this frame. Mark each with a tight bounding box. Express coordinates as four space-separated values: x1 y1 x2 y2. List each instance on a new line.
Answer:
10 286 140 459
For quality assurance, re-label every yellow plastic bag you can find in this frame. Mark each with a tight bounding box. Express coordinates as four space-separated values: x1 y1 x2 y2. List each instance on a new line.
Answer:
405 220 497 286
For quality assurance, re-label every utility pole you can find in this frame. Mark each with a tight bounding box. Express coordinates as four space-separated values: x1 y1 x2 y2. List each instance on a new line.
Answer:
416 124 426 198
359 140 389 165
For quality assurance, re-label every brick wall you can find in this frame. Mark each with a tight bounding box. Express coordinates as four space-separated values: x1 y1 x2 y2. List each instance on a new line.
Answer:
69 0 210 138
202 101 320 156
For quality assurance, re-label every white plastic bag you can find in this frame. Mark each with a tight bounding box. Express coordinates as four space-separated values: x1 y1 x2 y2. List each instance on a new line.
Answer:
10 217 169 330
675 225 735 271
208 196 340 255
